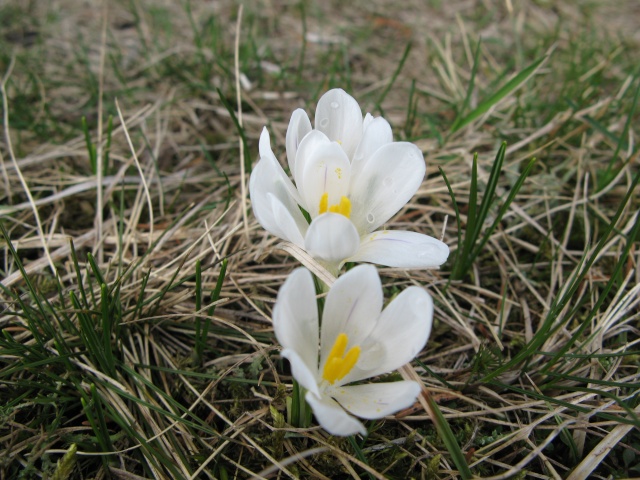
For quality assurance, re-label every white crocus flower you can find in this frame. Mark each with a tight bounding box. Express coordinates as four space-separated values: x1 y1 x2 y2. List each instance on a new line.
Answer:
250 88 449 275
273 265 433 436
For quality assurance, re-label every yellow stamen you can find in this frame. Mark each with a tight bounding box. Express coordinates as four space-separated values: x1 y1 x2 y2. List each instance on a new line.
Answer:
327 332 347 359
319 192 329 215
322 333 361 384
320 194 352 219
335 346 360 380
338 196 351 218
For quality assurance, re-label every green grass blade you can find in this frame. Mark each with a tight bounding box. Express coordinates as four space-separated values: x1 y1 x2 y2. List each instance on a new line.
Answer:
216 87 251 173
376 42 412 116
470 156 536 260
451 54 547 133
540 210 640 374
202 257 228 353
86 252 107 287
103 114 113 176
81 116 97 174
473 142 507 241
131 269 151 321
451 153 479 280
0 223 51 338
146 254 191 318
69 239 90 310
79 385 113 456
136 364 278 387
450 39 482 131
348 436 374 480
70 291 105 368
603 72 640 184
425 392 472 479
439 166 463 289
482 165 640 382
490 381 639 427
194 259 203 361
100 283 116 377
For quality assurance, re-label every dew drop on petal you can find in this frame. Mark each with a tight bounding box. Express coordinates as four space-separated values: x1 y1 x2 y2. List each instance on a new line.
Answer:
319 118 329 127
330 101 340 109
366 213 375 224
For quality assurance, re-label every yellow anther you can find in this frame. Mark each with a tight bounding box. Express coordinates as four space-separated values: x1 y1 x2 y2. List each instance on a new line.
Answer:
336 346 360 380
322 333 361 384
319 192 329 215
327 332 347 359
320 194 351 219
338 196 351 218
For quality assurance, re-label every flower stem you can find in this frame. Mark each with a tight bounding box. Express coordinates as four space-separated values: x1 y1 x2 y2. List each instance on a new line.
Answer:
289 379 312 428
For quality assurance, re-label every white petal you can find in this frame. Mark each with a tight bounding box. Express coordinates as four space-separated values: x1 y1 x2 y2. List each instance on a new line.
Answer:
286 109 312 177
273 268 319 376
249 158 306 244
282 348 320 396
332 381 421 419
304 213 359 266
349 230 450 268
266 194 306 246
314 89 363 160
347 286 433 383
249 162 279 234
320 264 382 370
351 116 393 179
362 112 374 131
350 142 426 233
305 391 366 436
300 142 351 218
293 130 332 205
259 126 277 161
255 128 302 205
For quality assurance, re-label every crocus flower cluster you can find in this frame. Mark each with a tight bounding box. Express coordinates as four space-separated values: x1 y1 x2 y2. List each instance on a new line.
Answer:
249 88 449 275
250 89 448 436
273 265 433 436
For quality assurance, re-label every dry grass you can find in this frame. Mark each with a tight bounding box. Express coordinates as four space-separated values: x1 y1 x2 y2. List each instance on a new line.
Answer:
1 0 639 478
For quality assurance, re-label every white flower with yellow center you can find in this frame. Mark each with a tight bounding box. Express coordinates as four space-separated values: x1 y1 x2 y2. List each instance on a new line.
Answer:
273 265 433 436
250 88 449 274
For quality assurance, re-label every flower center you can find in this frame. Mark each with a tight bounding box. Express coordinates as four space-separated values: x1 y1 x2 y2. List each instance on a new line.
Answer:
319 192 351 218
322 333 360 385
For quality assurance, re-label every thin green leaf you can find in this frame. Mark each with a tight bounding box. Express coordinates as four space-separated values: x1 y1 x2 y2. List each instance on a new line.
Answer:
81 116 97 174
470 156 536 261
451 54 548 133
216 87 251 174
474 142 507 242
482 165 640 382
425 392 473 479
100 283 116 377
195 259 204 361
203 257 228 353
451 39 482 131
376 42 412 117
